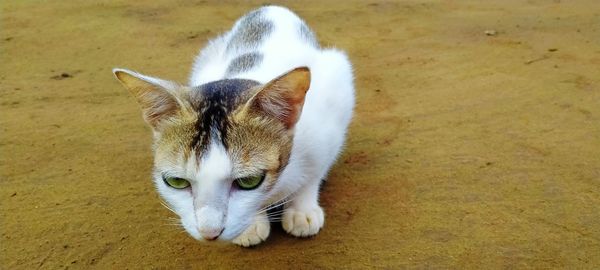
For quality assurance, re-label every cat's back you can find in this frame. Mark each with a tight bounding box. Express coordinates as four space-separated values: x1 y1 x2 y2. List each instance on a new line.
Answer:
232 6 315 43
189 6 321 85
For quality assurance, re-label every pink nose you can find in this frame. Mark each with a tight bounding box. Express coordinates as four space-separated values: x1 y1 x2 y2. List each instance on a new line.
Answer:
200 228 224 241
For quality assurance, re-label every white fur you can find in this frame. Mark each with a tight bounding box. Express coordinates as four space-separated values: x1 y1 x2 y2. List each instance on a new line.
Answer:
173 5 353 244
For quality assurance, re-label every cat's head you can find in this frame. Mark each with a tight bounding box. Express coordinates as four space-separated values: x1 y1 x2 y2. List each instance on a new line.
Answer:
113 67 310 241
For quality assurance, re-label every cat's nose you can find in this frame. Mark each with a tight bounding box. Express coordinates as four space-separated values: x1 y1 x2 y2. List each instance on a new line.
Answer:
200 227 224 241
195 206 226 241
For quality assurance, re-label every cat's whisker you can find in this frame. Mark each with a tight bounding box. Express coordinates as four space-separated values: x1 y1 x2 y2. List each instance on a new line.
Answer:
257 192 295 214
258 192 294 211
159 200 177 215
163 219 182 225
266 210 286 217
258 202 287 215
268 198 291 209
162 216 183 227
266 210 285 216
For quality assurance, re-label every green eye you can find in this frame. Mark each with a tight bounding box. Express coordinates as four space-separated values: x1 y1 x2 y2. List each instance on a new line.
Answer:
163 176 190 189
235 174 265 190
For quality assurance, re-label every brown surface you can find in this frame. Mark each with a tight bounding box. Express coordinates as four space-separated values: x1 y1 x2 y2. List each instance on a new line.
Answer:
2 0 600 269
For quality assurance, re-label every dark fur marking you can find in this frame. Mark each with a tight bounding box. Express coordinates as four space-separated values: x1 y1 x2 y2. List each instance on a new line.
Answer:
299 22 319 47
189 79 260 153
226 9 274 52
225 52 263 77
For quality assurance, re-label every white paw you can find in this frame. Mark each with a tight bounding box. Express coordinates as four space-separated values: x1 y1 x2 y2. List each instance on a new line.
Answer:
282 205 325 237
232 214 270 247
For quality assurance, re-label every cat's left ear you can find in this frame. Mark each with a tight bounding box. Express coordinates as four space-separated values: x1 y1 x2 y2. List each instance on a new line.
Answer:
250 67 311 129
112 68 184 131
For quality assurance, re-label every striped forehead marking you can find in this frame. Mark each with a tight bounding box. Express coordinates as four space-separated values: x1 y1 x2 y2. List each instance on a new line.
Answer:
189 79 260 154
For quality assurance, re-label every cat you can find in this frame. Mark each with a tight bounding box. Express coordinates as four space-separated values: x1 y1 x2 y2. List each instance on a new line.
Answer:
113 5 354 247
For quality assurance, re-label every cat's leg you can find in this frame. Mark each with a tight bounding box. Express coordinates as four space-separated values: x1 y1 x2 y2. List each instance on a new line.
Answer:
232 212 270 247
282 177 325 237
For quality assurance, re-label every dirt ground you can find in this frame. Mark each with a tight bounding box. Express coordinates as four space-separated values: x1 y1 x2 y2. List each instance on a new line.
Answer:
1 0 599 269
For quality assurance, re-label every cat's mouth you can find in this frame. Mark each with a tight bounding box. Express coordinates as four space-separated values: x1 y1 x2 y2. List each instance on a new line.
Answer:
200 227 225 241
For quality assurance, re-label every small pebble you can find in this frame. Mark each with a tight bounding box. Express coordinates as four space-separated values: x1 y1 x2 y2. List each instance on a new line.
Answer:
50 72 73 80
484 30 497 36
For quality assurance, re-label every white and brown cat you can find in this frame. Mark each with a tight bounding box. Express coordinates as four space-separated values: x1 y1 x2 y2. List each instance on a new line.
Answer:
113 5 354 247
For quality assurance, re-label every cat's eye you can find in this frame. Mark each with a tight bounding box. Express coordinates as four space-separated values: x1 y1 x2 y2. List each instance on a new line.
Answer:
163 176 191 189
235 174 265 190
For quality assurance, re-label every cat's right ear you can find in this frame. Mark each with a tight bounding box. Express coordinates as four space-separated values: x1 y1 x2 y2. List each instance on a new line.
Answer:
112 68 182 130
248 67 311 130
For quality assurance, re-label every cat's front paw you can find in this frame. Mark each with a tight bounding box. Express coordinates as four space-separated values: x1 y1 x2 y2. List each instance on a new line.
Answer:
282 205 324 237
232 214 270 247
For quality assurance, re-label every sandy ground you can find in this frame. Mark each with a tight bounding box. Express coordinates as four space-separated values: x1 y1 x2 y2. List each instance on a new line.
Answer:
2 0 600 269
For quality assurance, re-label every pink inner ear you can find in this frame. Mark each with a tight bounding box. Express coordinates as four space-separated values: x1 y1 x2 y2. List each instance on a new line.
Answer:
140 89 180 127
279 94 305 129
114 69 183 130
256 91 302 129
254 67 310 129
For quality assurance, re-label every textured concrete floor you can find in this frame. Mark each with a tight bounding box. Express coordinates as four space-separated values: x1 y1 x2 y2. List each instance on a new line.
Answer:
1 0 599 269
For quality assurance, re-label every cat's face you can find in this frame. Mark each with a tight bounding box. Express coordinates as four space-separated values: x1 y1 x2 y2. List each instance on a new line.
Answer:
113 68 310 241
